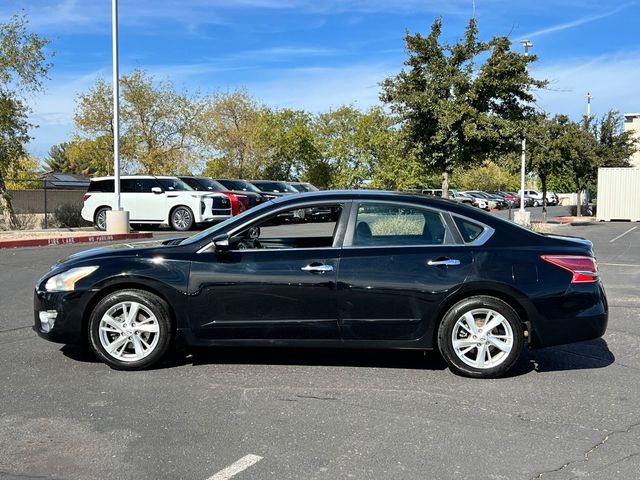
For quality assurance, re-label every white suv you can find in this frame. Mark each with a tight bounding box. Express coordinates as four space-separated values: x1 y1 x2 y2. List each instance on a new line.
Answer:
81 176 232 231
520 189 558 207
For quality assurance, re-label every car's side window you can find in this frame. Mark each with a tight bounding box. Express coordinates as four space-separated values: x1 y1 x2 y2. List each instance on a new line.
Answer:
230 204 343 250
352 203 448 247
138 179 160 193
120 179 136 193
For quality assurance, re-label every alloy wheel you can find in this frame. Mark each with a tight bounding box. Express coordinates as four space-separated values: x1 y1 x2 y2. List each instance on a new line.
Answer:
172 208 192 230
451 308 514 369
98 301 160 362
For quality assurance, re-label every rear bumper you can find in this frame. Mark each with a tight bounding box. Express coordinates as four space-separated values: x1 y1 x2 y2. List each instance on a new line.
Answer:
528 281 608 349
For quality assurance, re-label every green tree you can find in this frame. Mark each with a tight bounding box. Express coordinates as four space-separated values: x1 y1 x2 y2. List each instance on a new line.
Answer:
312 105 397 188
0 14 52 228
200 90 269 179
44 142 70 172
74 69 206 175
591 111 637 167
454 160 519 191
380 17 546 198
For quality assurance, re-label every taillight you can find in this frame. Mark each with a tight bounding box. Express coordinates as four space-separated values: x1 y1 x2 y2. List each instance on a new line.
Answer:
83 194 91 201
540 255 598 283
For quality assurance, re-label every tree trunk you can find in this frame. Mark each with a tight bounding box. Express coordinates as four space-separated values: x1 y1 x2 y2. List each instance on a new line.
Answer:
441 171 450 199
0 184 15 230
541 175 548 223
576 189 582 217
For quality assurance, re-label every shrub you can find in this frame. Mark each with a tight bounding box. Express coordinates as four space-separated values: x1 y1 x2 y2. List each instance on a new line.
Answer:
53 202 90 228
369 214 424 236
9 209 38 230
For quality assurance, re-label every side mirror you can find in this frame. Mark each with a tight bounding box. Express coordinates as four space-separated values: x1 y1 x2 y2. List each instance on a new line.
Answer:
212 233 230 252
151 187 163 194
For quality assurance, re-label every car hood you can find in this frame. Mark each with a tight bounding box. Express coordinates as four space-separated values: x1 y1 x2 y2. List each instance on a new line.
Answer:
53 237 186 268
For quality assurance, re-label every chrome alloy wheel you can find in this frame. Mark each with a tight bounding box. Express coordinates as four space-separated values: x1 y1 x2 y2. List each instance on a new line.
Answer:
96 209 108 230
172 208 191 230
98 301 160 362
451 308 514 369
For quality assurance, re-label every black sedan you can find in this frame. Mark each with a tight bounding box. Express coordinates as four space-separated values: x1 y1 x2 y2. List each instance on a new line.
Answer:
34 191 608 378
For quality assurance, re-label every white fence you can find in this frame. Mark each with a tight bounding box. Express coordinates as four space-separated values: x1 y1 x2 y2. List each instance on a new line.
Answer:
597 168 640 222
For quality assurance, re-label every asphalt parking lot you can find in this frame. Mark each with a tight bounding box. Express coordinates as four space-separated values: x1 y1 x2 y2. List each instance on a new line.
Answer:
1 214 639 480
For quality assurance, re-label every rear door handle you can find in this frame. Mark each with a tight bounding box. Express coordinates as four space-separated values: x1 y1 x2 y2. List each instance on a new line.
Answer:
301 264 333 273
427 258 461 267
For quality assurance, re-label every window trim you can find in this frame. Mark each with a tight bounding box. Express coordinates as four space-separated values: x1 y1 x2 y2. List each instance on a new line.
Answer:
449 213 495 246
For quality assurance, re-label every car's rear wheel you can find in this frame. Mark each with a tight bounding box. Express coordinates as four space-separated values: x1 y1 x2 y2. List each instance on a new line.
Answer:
94 207 110 231
437 296 524 378
88 289 172 370
170 206 194 231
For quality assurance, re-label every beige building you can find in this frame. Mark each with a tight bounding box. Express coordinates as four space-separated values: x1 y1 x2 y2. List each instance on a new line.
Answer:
624 113 640 167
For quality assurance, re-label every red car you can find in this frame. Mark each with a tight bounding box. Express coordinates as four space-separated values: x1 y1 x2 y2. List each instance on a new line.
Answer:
180 177 249 216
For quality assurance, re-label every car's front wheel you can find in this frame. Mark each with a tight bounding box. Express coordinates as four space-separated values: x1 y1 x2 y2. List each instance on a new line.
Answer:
88 289 173 370
437 296 524 378
170 206 194 231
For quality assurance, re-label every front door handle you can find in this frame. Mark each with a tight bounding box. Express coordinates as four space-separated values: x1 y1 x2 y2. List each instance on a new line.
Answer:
301 264 333 273
427 258 461 267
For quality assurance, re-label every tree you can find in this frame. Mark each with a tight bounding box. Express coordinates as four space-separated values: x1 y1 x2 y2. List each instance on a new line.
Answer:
454 160 519 191
591 111 637 167
380 17 546 197
526 114 566 221
74 69 207 175
200 90 269 179
312 105 397 188
0 13 52 228
44 142 70 172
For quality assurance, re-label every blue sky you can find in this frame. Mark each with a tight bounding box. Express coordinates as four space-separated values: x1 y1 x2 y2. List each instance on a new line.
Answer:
2 0 639 158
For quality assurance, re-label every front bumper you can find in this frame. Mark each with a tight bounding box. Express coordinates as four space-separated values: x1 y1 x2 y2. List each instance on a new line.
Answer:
33 288 91 344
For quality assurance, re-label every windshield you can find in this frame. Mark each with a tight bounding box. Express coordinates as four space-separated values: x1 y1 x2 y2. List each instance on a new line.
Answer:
180 199 274 245
157 177 194 191
217 179 261 193
193 178 225 191
253 181 298 193
291 183 318 192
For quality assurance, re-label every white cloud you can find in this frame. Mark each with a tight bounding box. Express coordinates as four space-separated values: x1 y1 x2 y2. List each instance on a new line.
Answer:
532 51 640 119
521 3 632 39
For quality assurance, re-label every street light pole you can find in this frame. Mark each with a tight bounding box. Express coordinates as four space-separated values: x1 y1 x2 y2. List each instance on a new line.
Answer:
106 0 129 233
516 39 533 227
586 92 592 118
112 0 120 212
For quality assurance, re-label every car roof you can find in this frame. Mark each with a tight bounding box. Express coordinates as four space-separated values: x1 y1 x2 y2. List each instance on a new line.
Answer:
90 175 180 181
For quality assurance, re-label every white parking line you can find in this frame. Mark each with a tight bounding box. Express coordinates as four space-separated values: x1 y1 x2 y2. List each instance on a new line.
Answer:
609 226 637 243
599 263 640 267
207 454 263 480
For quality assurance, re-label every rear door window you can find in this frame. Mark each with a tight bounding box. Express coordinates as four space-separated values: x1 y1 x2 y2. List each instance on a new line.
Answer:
351 203 449 246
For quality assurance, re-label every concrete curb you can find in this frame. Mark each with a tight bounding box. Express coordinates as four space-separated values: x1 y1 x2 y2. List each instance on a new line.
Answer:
555 216 597 224
0 232 153 249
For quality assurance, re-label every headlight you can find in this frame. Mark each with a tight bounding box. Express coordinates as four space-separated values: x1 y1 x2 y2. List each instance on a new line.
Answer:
45 266 99 292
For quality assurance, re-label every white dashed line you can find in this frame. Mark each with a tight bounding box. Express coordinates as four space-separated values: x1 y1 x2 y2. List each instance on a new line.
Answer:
207 454 263 480
609 226 637 243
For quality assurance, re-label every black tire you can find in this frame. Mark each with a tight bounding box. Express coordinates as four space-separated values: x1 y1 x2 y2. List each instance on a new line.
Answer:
88 289 173 370
533 200 540 207
94 207 111 231
170 206 194 231
437 296 524 379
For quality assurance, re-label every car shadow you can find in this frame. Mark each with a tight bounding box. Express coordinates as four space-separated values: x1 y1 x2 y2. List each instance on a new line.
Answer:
181 346 449 371
505 338 615 377
60 338 615 377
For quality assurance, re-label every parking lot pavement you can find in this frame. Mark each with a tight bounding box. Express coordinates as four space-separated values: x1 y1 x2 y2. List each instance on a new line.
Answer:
1 222 639 479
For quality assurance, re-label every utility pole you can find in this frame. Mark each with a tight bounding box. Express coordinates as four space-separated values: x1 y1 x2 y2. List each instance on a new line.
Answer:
515 39 533 227
586 92 592 118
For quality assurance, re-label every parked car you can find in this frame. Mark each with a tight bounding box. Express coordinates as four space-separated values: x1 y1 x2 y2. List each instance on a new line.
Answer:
461 191 495 210
248 180 299 197
519 189 557 207
465 191 507 210
35 190 608 378
179 176 250 216
421 189 475 206
488 191 520 208
214 179 268 207
81 176 232 231
509 192 534 207
288 182 320 193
